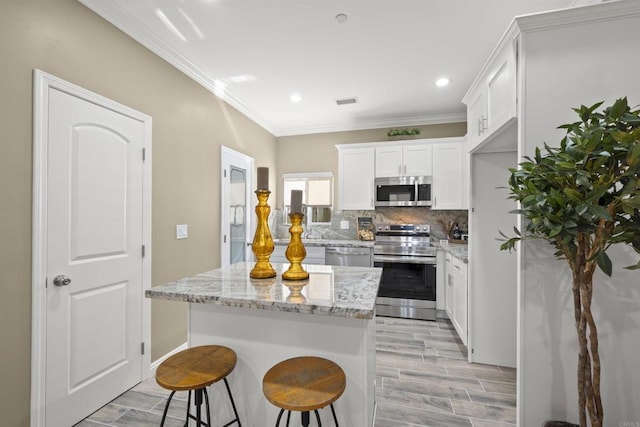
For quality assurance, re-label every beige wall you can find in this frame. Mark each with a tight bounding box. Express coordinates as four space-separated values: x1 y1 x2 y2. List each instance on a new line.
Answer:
0 1 276 425
275 123 467 207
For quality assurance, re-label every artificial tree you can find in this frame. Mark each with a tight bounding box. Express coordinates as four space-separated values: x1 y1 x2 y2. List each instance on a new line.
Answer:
500 98 640 427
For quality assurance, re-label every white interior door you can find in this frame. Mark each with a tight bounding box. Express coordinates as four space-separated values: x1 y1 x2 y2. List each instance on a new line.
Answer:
221 147 254 267
32 71 152 427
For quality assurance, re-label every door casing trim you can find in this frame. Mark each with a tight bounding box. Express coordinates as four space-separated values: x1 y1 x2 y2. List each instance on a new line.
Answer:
220 146 255 267
31 69 153 427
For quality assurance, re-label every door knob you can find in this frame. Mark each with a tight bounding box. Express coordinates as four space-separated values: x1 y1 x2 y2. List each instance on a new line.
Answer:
53 275 72 287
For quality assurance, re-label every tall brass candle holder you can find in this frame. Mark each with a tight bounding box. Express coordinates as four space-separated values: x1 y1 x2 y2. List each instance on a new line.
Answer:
282 212 309 281
250 189 276 279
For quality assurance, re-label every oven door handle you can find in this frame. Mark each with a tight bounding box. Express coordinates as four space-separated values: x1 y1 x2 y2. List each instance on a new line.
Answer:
374 255 437 265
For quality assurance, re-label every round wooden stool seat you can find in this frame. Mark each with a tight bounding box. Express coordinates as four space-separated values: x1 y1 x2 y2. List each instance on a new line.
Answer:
263 356 345 426
156 345 237 391
156 345 241 427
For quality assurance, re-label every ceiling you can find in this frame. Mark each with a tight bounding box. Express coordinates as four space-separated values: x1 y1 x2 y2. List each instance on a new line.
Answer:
80 0 578 137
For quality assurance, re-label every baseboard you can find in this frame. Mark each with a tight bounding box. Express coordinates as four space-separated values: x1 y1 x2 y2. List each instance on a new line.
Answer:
149 342 189 374
436 309 449 320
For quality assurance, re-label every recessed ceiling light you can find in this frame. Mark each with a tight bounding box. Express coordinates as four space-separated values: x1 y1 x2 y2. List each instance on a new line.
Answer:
436 77 450 87
335 13 348 24
290 94 302 103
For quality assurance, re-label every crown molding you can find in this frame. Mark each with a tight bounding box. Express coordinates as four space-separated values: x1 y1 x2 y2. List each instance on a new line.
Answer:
515 0 640 32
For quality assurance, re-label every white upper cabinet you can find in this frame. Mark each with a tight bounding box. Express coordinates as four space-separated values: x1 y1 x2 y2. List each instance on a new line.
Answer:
375 146 402 177
375 143 433 177
463 39 517 152
432 141 465 210
404 144 433 176
337 146 375 210
486 45 516 131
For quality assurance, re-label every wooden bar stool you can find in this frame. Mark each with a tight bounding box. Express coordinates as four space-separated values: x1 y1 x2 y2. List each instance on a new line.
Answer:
156 345 242 427
263 356 346 427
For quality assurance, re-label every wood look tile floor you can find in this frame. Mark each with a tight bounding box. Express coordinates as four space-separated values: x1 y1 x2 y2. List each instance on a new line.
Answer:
76 317 516 427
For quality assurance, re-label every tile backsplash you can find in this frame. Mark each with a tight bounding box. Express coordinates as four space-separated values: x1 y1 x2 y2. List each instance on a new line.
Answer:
272 207 468 240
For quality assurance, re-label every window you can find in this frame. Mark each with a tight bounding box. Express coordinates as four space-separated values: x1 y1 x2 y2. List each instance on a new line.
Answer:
283 172 333 224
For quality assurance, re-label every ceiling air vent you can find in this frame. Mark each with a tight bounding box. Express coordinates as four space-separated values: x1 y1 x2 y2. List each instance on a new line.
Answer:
335 97 358 106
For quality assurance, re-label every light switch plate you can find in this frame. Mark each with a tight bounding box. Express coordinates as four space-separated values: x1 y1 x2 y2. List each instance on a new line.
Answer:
340 220 349 230
176 224 188 239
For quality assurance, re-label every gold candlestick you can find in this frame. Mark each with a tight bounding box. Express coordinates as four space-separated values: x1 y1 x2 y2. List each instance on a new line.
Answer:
282 212 309 281
250 190 276 279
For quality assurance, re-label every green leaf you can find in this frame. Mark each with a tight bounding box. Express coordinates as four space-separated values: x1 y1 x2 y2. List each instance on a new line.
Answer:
622 197 640 209
627 140 640 164
549 225 563 238
586 186 609 202
576 204 589 216
609 97 628 119
596 250 613 277
589 205 613 221
564 188 583 202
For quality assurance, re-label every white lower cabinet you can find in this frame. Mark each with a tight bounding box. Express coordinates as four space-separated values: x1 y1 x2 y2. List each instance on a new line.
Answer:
444 252 468 346
444 253 454 320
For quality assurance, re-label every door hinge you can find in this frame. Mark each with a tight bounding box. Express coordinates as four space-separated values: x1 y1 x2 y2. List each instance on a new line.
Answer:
142 245 146 258
142 148 146 162
224 169 227 178
141 342 145 355
224 235 227 243
471 348 474 354
45 277 48 288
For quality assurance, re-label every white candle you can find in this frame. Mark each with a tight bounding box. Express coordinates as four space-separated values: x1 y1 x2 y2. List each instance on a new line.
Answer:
291 190 303 213
257 167 269 191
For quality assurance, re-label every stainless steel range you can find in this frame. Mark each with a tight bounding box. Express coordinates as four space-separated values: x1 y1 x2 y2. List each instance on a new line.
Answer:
374 224 437 321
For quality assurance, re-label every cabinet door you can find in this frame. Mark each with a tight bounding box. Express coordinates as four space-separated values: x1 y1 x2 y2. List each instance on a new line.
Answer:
432 143 464 210
445 253 454 320
403 144 433 176
452 258 468 346
375 146 402 177
466 88 487 152
338 147 375 210
486 45 516 134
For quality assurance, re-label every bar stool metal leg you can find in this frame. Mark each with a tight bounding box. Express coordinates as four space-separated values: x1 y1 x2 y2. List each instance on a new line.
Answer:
203 387 212 427
194 388 203 426
186 390 193 426
301 411 309 427
275 408 285 427
314 410 321 426
330 404 339 426
222 378 242 426
159 390 177 427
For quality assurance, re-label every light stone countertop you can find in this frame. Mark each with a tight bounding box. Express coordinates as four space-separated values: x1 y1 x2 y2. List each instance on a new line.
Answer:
273 238 375 248
146 261 382 319
433 241 469 262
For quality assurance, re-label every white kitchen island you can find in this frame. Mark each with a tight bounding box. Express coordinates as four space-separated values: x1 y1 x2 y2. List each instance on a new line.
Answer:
146 262 381 427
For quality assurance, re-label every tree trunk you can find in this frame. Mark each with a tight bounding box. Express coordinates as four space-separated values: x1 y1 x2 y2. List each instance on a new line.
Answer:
569 238 603 427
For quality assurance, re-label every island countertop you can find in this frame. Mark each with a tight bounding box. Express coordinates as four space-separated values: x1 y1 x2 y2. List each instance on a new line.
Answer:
146 261 382 320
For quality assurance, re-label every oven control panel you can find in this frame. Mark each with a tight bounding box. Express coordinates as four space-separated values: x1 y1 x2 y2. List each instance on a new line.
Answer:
376 224 430 235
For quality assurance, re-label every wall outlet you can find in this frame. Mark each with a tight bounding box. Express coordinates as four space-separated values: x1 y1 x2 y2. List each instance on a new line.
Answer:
176 224 188 239
340 220 349 230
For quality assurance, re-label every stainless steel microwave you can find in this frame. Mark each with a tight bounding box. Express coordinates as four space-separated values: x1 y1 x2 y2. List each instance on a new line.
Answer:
375 176 432 207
